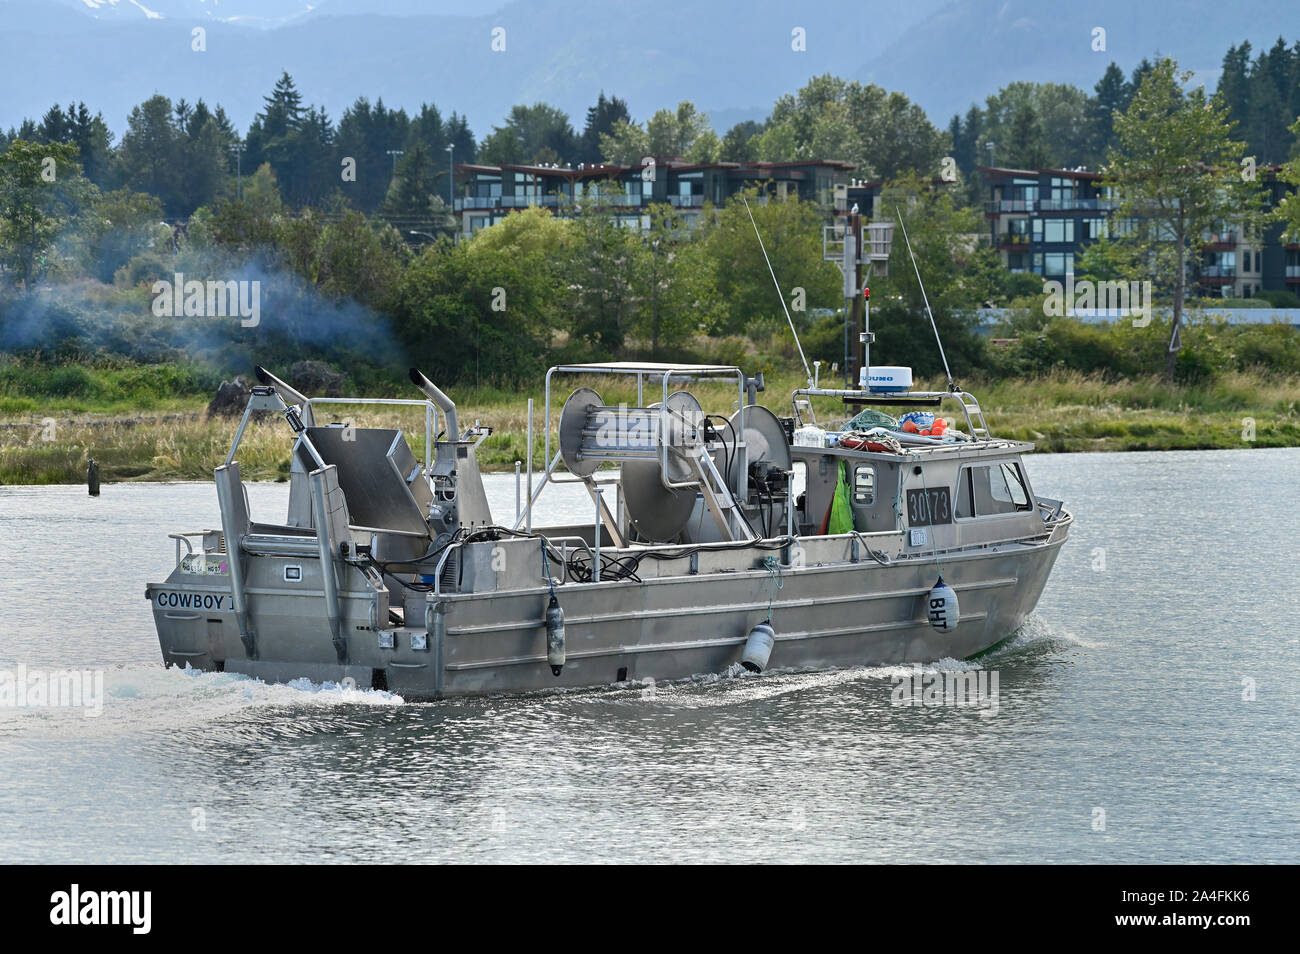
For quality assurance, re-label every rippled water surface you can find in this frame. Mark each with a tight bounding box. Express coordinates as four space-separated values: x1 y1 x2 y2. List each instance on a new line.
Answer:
1 449 1297 863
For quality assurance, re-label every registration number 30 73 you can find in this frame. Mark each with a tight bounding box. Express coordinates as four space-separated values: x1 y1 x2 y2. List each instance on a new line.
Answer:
906 487 952 526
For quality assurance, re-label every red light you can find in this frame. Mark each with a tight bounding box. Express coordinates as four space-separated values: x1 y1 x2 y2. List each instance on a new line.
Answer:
863 287 870 300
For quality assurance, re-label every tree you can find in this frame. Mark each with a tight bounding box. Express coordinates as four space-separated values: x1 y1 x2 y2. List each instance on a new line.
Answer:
35 103 113 186
179 103 236 214
646 102 714 158
1090 63 1132 163
393 206 570 382
0 140 93 292
632 204 721 355
752 75 946 177
599 102 718 164
404 102 475 175
479 103 578 166
1275 115 1300 244
335 97 411 213
580 92 630 165
77 187 164 283
565 195 646 353
720 121 763 162
599 118 649 165
976 82 1093 171
698 188 839 335
867 179 995 379
1006 102 1050 169
381 142 439 218
245 74 335 208
1102 58 1264 379
115 94 184 216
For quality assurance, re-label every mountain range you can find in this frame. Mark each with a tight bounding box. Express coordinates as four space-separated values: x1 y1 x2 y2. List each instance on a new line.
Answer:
1 0 1296 140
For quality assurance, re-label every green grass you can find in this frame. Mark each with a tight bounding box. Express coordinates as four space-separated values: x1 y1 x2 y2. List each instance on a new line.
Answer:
2 367 1297 485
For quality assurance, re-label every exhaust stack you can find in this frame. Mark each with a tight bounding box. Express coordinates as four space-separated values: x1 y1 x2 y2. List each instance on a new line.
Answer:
409 368 459 443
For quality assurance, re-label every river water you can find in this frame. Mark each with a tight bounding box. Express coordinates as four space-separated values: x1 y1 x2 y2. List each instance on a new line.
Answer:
0 449 1296 863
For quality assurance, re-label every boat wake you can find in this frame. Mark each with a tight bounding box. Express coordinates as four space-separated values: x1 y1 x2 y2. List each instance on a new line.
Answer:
0 663 404 741
560 614 1092 710
980 614 1103 660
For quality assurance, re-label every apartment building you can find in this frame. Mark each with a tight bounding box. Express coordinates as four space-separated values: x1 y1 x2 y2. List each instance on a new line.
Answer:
981 166 1297 299
451 158 856 235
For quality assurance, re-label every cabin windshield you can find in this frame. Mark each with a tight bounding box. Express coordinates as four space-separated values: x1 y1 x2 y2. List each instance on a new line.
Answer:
956 460 1032 517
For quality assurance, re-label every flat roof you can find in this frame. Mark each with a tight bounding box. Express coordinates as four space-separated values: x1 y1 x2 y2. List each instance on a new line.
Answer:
552 361 741 374
978 166 1103 180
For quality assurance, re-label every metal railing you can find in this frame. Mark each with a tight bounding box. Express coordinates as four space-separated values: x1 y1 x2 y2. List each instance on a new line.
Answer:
306 397 439 473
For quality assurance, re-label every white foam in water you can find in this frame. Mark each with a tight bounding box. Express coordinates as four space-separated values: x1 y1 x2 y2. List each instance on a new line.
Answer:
561 615 1089 711
0 663 403 741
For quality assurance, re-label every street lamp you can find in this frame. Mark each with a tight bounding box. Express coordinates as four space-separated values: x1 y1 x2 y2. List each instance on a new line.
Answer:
228 141 246 199
446 143 455 207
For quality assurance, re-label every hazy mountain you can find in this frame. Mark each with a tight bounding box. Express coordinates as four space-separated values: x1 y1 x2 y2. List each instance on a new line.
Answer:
4 0 1298 140
862 0 1300 121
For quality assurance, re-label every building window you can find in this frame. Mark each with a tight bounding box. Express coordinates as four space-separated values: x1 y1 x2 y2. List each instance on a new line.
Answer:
1081 217 1108 241
1043 252 1073 276
1033 218 1074 243
1049 176 1076 206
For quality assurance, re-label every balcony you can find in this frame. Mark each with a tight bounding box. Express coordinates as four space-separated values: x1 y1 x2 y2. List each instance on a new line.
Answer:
668 194 704 207
985 199 1032 214
1286 265 1300 282
455 194 581 211
456 196 501 210
996 234 1030 249
1203 230 1238 247
1199 265 1236 281
1038 197 1113 211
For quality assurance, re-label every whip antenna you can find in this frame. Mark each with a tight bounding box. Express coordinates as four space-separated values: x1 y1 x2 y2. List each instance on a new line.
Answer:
742 195 812 385
895 206 954 390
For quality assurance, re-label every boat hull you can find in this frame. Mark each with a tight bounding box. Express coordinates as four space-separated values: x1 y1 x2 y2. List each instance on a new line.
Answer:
148 524 1068 699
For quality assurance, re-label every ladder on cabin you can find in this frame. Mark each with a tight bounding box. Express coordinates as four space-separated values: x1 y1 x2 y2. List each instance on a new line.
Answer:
956 391 991 439
686 443 757 541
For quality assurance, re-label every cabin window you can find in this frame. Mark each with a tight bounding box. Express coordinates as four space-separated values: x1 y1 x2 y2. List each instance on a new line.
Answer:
956 461 1032 518
852 464 875 506
852 465 873 509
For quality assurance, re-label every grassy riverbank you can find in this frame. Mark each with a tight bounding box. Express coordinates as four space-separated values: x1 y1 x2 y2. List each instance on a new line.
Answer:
2 367 1297 485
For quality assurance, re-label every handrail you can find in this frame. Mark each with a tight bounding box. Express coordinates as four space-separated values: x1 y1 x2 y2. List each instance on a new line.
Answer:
432 540 465 598
168 532 200 565
309 396 439 474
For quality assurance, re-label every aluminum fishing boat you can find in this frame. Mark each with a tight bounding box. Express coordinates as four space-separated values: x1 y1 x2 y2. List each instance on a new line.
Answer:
146 361 1072 698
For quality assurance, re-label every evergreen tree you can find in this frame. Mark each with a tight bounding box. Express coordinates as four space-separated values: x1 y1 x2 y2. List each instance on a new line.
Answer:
115 94 184 216
579 92 630 165
719 120 763 162
335 97 411 212
1090 63 1131 165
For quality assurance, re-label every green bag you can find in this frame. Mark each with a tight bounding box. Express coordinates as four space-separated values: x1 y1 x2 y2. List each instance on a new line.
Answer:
828 460 856 535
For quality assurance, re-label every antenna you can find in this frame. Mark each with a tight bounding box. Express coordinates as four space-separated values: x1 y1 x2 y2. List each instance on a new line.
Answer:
741 195 812 386
894 206 954 390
